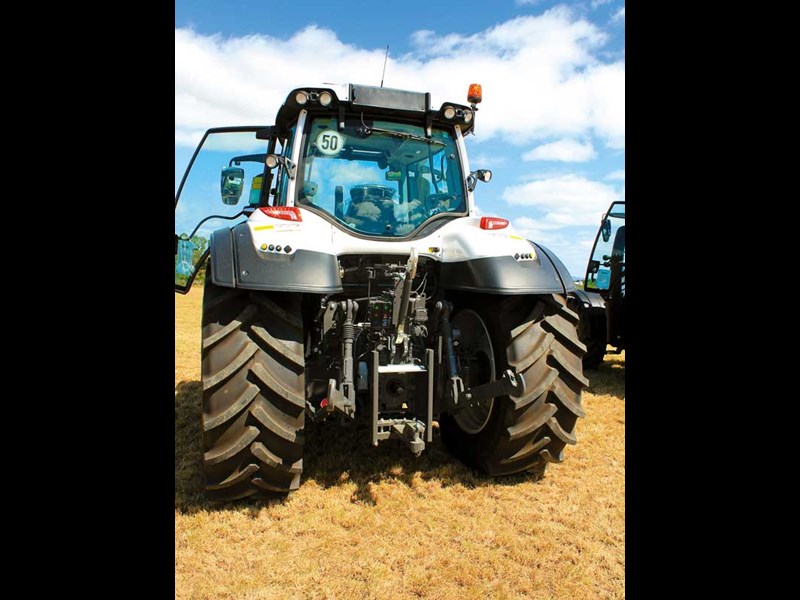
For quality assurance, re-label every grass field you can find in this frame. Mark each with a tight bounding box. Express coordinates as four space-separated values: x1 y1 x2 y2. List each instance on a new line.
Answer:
175 288 625 599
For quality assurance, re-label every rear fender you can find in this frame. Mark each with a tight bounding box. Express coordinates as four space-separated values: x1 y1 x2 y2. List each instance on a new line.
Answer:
210 222 342 293
436 221 572 295
571 289 606 311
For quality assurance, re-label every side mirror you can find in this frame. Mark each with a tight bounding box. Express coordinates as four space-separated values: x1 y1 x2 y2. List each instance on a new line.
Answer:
385 171 402 182
220 166 245 205
601 217 611 242
588 259 600 275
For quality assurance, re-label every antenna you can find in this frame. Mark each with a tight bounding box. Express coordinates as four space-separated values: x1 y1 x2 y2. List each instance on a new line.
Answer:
380 45 389 88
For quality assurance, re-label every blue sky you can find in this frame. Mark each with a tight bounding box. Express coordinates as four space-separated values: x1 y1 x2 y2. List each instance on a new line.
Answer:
175 0 625 278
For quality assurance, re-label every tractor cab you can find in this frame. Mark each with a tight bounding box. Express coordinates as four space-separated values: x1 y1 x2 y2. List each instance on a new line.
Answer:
174 84 489 293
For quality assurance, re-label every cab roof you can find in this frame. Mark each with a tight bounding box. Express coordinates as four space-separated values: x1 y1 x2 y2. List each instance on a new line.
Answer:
273 83 476 138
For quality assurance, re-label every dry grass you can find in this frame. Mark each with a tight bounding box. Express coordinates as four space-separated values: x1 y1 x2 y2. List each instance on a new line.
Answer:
175 288 625 599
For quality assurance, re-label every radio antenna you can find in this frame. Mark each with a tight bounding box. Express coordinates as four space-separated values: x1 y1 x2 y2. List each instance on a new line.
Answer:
380 45 389 87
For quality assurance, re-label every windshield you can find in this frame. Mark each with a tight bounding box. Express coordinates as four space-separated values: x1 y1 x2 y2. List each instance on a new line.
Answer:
297 116 466 237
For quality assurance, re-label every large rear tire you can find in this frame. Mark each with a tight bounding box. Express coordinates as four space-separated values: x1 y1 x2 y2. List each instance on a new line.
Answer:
440 294 587 478
200 276 305 501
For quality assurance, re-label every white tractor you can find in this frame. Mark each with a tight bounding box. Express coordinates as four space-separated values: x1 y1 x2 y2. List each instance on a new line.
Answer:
175 83 587 500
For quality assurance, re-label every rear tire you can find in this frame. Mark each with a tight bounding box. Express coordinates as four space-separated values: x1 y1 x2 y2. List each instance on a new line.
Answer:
201 275 305 501
440 295 587 478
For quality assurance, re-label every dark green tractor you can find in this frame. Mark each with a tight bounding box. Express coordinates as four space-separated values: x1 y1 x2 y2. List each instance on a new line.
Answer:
571 201 625 369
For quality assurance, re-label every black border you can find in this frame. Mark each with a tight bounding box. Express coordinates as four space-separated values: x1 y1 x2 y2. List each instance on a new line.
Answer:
49 5 176 593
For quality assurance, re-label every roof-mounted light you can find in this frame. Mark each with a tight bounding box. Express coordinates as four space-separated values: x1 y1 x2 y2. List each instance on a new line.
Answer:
443 106 456 119
463 109 473 123
295 91 309 105
467 83 482 105
319 91 333 106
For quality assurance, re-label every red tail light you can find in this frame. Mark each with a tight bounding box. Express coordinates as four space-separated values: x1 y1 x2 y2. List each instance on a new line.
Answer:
480 217 509 230
259 206 303 222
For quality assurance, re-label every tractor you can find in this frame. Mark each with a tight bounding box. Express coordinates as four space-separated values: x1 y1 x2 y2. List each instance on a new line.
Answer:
175 83 588 500
571 201 625 369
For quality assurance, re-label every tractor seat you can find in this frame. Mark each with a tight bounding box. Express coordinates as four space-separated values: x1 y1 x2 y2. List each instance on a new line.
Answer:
345 185 396 233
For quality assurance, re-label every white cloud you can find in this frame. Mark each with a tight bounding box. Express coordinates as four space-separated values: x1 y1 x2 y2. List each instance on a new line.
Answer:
469 153 506 167
612 7 626 23
522 139 596 162
513 216 565 231
502 174 620 227
605 169 625 180
176 6 624 149
323 162 379 188
591 0 614 7
175 129 204 149
515 0 542 5
517 168 577 182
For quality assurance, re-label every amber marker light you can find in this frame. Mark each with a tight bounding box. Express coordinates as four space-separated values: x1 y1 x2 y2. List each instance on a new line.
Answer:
467 83 482 104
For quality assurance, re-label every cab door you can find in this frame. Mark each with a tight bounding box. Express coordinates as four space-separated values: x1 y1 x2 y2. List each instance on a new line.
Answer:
174 126 272 293
584 201 626 293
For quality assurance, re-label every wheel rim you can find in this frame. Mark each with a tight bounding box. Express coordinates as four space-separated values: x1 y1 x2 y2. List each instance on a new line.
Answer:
451 309 495 434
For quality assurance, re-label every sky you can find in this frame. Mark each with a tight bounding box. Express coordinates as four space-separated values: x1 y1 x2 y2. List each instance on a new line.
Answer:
175 0 625 278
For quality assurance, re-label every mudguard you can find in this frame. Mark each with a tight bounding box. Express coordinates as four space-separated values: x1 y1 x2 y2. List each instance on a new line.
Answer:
209 222 343 293
439 254 566 295
531 242 577 294
571 289 606 311
210 210 576 297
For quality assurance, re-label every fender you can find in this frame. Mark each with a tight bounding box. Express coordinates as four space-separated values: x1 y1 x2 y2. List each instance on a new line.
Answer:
571 289 606 311
531 242 577 294
439 251 566 295
210 222 343 293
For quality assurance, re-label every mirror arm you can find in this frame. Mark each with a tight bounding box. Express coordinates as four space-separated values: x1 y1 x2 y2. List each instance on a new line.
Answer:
188 210 248 240
285 158 297 180
266 155 297 180
466 172 477 192
228 153 267 167
262 137 279 206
